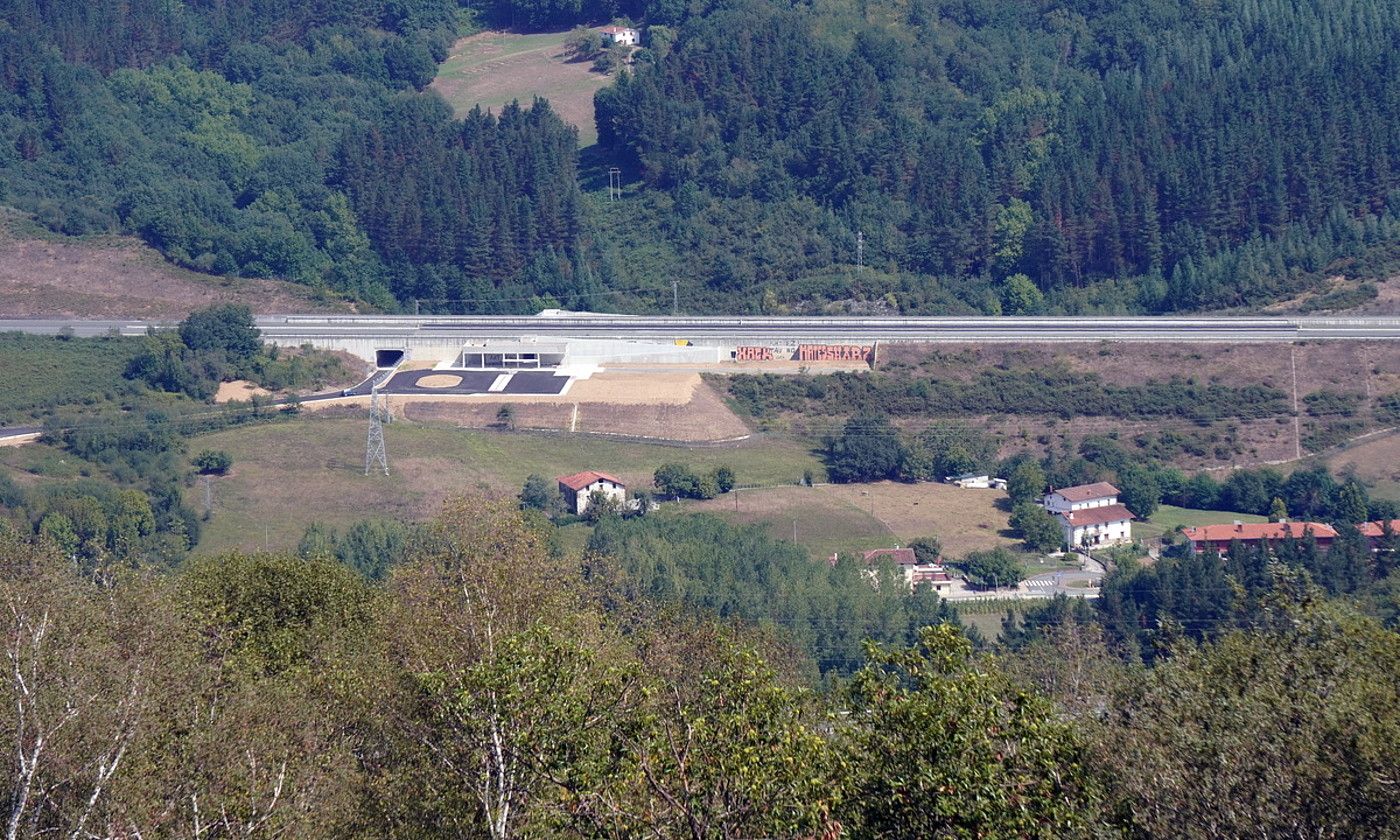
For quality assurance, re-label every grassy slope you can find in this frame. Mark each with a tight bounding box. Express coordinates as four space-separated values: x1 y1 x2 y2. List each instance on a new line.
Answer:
3 410 1028 563
1325 429 1400 501
1134 504 1268 542
0 333 147 425
429 30 610 147
184 416 825 554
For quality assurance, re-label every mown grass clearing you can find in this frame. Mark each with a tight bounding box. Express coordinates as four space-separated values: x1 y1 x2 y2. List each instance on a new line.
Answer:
1133 504 1268 542
688 479 1017 562
430 30 610 146
687 485 895 562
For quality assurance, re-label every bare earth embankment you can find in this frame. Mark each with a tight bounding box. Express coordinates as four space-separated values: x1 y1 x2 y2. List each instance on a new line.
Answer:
0 213 347 318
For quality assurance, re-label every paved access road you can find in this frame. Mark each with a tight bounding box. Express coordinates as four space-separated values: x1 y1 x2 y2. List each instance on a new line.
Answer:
3 314 1400 343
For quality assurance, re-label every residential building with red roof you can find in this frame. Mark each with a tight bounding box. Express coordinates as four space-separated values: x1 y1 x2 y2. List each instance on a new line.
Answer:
1182 521 1338 554
556 470 626 515
847 548 954 593
1042 482 1134 549
1357 520 1399 552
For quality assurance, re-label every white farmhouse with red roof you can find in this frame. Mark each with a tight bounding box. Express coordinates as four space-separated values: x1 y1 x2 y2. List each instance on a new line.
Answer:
598 24 639 46
557 470 627 515
1042 482 1134 549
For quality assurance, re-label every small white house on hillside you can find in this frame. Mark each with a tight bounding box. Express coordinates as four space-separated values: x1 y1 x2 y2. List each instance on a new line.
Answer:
1042 482 1134 549
557 470 626 515
946 473 991 489
598 25 639 46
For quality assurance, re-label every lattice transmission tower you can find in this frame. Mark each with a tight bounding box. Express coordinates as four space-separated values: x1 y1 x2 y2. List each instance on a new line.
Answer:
365 388 389 476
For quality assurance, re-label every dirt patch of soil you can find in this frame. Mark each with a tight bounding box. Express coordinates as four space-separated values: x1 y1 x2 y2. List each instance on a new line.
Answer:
0 221 348 318
398 378 751 442
214 380 273 404
417 374 465 388
566 371 700 404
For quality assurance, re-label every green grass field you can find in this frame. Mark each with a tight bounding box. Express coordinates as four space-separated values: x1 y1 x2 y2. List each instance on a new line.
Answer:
186 416 824 555
1134 504 1268 542
0 333 149 425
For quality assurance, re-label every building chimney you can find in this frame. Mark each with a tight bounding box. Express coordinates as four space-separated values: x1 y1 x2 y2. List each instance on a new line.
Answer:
1234 520 1243 530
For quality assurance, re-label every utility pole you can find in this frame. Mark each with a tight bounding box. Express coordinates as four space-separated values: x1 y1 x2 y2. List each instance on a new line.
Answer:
365 388 389 476
608 167 622 201
202 475 212 518
856 230 865 273
671 279 679 316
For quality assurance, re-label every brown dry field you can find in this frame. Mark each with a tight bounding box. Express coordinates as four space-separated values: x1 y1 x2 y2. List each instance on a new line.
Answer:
688 485 894 561
816 481 1014 556
880 341 1400 395
1326 430 1400 498
980 414 1303 469
0 221 348 318
871 340 1400 469
396 377 752 442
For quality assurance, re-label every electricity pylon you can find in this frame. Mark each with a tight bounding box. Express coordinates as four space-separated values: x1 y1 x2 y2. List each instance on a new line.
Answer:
365 388 389 476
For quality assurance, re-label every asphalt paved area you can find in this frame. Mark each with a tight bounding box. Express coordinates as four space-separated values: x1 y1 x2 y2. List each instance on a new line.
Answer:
375 368 569 396
500 371 569 395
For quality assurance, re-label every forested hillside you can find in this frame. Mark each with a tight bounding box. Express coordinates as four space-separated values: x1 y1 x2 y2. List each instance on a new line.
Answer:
2 0 1399 313
597 0 1400 312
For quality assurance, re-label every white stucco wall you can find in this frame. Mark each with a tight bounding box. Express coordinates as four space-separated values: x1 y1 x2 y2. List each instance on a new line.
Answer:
571 480 626 515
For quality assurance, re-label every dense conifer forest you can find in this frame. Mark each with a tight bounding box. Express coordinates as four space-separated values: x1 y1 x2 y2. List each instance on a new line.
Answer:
2 0 1398 312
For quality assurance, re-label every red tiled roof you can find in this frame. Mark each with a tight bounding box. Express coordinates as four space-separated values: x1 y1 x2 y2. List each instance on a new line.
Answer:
863 548 917 566
556 470 625 492
1358 520 1400 538
1183 522 1339 543
1061 503 1134 527
1052 482 1120 503
598 24 635 33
